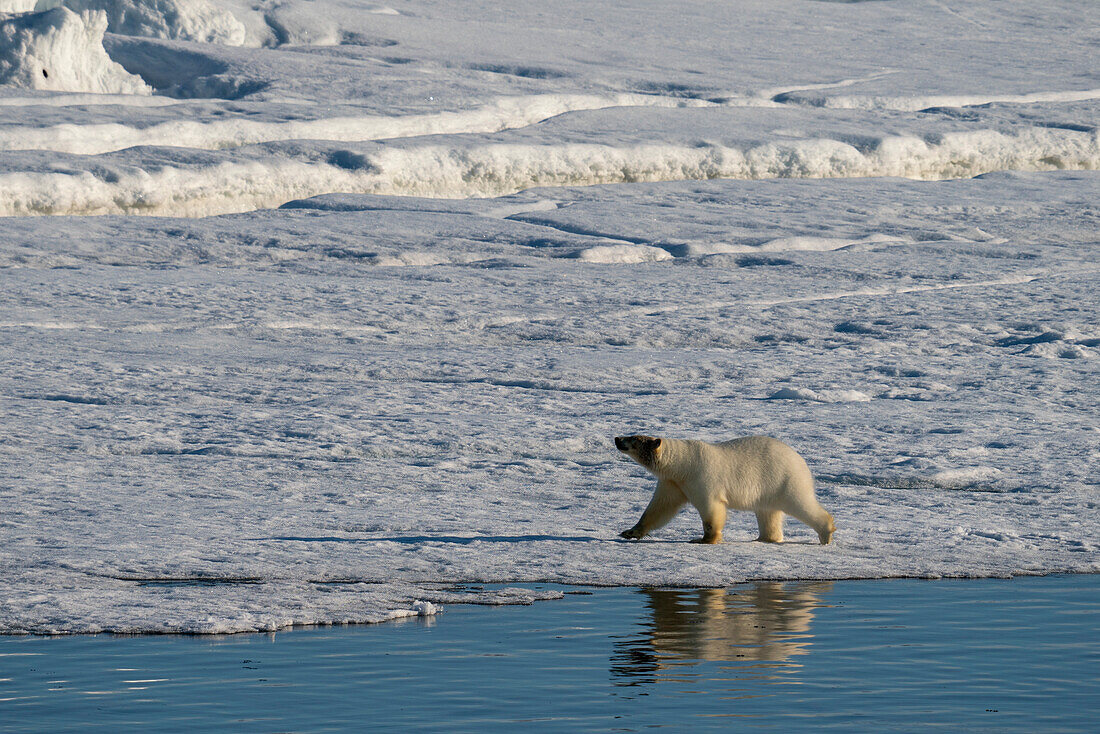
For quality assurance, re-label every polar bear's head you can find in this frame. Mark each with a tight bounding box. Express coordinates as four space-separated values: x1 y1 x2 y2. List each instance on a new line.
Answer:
615 434 663 470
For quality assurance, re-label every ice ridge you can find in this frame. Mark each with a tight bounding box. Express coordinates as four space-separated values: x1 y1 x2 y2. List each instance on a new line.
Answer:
1 126 1096 217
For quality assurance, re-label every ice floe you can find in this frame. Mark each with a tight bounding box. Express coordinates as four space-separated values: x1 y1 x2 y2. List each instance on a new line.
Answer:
0 0 1097 634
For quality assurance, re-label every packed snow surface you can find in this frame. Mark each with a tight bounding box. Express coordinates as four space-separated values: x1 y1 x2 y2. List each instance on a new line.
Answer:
0 0 1097 633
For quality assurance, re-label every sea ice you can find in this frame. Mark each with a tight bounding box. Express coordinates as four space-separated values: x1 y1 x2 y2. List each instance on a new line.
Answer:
0 0 1096 634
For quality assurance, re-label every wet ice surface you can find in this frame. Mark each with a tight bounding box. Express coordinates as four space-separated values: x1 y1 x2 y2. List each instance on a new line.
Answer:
1 0 1099 633
2 576 1098 733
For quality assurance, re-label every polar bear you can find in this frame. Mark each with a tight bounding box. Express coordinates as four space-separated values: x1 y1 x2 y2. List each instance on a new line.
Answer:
615 435 835 545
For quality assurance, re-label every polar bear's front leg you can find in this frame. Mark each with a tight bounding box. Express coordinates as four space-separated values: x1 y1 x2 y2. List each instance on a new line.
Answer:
621 479 686 539
690 501 727 544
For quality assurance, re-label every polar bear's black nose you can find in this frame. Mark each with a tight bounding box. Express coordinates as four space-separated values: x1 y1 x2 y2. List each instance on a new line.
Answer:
614 436 627 451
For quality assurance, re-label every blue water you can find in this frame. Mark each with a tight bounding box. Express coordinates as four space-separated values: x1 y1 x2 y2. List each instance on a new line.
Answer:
2 575 1098 733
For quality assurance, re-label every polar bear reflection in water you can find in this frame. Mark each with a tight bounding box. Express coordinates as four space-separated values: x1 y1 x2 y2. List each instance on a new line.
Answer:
611 581 833 686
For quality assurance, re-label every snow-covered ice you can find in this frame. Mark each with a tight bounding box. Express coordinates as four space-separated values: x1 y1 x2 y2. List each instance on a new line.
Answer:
0 0 1097 634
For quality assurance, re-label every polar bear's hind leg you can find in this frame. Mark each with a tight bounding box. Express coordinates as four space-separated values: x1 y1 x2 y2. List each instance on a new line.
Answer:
754 509 784 543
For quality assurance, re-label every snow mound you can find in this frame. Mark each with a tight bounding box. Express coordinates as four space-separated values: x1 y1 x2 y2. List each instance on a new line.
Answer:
767 387 872 403
0 7 151 94
262 3 339 46
575 244 673 264
759 234 906 252
1019 342 1093 359
669 234 907 257
775 88 1100 113
0 1 43 12
58 0 246 45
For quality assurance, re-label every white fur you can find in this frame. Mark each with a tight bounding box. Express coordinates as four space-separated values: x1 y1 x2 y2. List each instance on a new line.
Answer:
618 435 836 544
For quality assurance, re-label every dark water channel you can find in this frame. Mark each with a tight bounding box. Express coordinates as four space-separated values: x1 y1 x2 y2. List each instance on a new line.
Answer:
2 575 1097 732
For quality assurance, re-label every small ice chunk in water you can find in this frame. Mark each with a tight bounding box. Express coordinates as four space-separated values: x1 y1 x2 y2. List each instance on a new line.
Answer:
411 601 439 617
